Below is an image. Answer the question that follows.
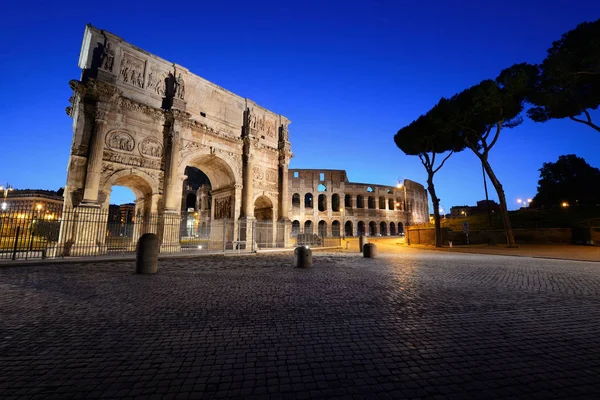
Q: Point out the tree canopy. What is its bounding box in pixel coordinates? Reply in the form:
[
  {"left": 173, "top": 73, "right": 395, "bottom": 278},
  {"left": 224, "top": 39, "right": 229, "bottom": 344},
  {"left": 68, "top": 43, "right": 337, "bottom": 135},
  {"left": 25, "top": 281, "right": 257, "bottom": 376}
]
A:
[
  {"left": 394, "top": 99, "right": 464, "bottom": 247},
  {"left": 532, "top": 154, "right": 600, "bottom": 209},
  {"left": 527, "top": 18, "right": 600, "bottom": 132}
]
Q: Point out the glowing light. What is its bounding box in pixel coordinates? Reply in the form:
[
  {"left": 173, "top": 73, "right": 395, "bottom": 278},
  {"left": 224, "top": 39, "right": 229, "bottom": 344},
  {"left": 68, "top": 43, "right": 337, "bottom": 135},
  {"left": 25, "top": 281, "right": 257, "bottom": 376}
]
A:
[
  {"left": 36, "top": 204, "right": 43, "bottom": 211},
  {"left": 198, "top": 245, "right": 202, "bottom": 249},
  {"left": 1, "top": 202, "right": 6, "bottom": 210},
  {"left": 561, "top": 202, "right": 569, "bottom": 208}
]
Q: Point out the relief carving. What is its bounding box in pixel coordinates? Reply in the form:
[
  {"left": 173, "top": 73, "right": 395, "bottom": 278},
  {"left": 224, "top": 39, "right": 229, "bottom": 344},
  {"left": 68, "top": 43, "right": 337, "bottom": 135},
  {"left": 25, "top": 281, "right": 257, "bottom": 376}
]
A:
[
  {"left": 120, "top": 54, "right": 145, "bottom": 88},
  {"left": 106, "top": 130, "right": 135, "bottom": 152},
  {"left": 103, "top": 150, "right": 162, "bottom": 170},
  {"left": 253, "top": 166, "right": 264, "bottom": 181},
  {"left": 265, "top": 119, "right": 276, "bottom": 138},
  {"left": 214, "top": 196, "right": 232, "bottom": 220},
  {"left": 180, "top": 139, "right": 207, "bottom": 152},
  {"left": 146, "top": 65, "right": 168, "bottom": 96},
  {"left": 266, "top": 168, "right": 278, "bottom": 183},
  {"left": 139, "top": 137, "right": 163, "bottom": 158}
]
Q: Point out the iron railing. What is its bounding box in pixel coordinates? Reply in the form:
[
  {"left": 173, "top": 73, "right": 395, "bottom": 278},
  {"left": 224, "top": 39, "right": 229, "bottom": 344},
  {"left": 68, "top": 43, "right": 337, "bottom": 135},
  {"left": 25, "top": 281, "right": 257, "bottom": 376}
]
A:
[{"left": 0, "top": 207, "right": 341, "bottom": 261}]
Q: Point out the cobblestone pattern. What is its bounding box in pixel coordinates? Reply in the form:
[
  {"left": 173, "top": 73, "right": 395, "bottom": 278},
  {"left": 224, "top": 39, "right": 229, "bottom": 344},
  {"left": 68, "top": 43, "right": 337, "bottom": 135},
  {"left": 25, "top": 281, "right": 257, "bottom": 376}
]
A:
[{"left": 1, "top": 251, "right": 600, "bottom": 399}]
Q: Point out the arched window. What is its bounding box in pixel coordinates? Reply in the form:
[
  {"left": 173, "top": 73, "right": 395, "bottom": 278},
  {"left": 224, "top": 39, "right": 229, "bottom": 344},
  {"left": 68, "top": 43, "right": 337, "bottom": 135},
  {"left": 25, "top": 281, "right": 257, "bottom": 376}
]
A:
[
  {"left": 331, "top": 194, "right": 340, "bottom": 211},
  {"left": 344, "top": 221, "right": 353, "bottom": 237},
  {"left": 305, "top": 193, "right": 313, "bottom": 208},
  {"left": 331, "top": 220, "right": 340, "bottom": 237},
  {"left": 357, "top": 195, "right": 364, "bottom": 208},
  {"left": 380, "top": 221, "right": 387, "bottom": 236},
  {"left": 390, "top": 222, "right": 396, "bottom": 235},
  {"left": 292, "top": 193, "right": 300, "bottom": 207},
  {"left": 318, "top": 184, "right": 327, "bottom": 192},
  {"left": 398, "top": 222, "right": 404, "bottom": 235},
  {"left": 318, "top": 220, "right": 327, "bottom": 237},
  {"left": 388, "top": 198, "right": 394, "bottom": 210},
  {"left": 397, "top": 198, "right": 403, "bottom": 210},
  {"left": 367, "top": 186, "right": 374, "bottom": 192},
  {"left": 357, "top": 221, "right": 365, "bottom": 236},
  {"left": 304, "top": 220, "right": 313, "bottom": 234},
  {"left": 368, "top": 196, "right": 375, "bottom": 209},
  {"left": 344, "top": 194, "right": 352, "bottom": 208},
  {"left": 379, "top": 197, "right": 386, "bottom": 209},
  {"left": 318, "top": 194, "right": 327, "bottom": 212},
  {"left": 369, "top": 221, "right": 377, "bottom": 236},
  {"left": 292, "top": 220, "right": 300, "bottom": 236}
]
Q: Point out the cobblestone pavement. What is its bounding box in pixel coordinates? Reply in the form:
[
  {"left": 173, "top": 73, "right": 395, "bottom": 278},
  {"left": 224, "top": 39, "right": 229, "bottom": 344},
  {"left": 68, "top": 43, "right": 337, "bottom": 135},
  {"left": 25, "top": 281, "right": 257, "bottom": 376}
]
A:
[{"left": 1, "top": 251, "right": 600, "bottom": 399}]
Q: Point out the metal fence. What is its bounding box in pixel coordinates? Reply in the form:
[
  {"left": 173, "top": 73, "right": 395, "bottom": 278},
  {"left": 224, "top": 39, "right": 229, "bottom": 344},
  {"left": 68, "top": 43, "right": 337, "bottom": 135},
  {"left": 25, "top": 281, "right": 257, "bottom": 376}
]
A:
[{"left": 0, "top": 207, "right": 341, "bottom": 261}]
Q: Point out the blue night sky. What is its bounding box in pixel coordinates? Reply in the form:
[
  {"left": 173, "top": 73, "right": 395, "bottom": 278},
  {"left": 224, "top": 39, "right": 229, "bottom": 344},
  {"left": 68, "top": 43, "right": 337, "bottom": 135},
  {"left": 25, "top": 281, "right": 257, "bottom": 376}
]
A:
[{"left": 1, "top": 0, "right": 599, "bottom": 211}]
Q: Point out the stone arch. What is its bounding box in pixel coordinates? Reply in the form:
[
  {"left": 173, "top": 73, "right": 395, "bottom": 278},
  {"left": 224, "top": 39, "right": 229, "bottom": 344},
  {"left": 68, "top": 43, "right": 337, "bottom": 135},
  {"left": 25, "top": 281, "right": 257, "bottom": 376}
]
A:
[
  {"left": 292, "top": 193, "right": 300, "bottom": 207},
  {"left": 388, "top": 198, "right": 394, "bottom": 210},
  {"left": 379, "top": 197, "right": 386, "bottom": 209},
  {"left": 356, "top": 195, "right": 364, "bottom": 208},
  {"left": 357, "top": 221, "right": 365, "bottom": 236},
  {"left": 318, "top": 220, "right": 327, "bottom": 237},
  {"left": 331, "top": 194, "right": 340, "bottom": 211},
  {"left": 369, "top": 221, "right": 376, "bottom": 236},
  {"left": 318, "top": 194, "right": 327, "bottom": 212},
  {"left": 304, "top": 220, "right": 313, "bottom": 235},
  {"left": 331, "top": 220, "right": 340, "bottom": 237},
  {"left": 368, "top": 196, "right": 376, "bottom": 209},
  {"left": 179, "top": 152, "right": 237, "bottom": 191},
  {"left": 254, "top": 195, "right": 274, "bottom": 221},
  {"left": 292, "top": 220, "right": 300, "bottom": 236},
  {"left": 390, "top": 222, "right": 396, "bottom": 235},
  {"left": 305, "top": 193, "right": 313, "bottom": 208},
  {"left": 344, "top": 221, "right": 353, "bottom": 237},
  {"left": 102, "top": 168, "right": 158, "bottom": 213},
  {"left": 380, "top": 221, "right": 387, "bottom": 236},
  {"left": 344, "top": 194, "right": 352, "bottom": 208},
  {"left": 398, "top": 222, "right": 404, "bottom": 235}
]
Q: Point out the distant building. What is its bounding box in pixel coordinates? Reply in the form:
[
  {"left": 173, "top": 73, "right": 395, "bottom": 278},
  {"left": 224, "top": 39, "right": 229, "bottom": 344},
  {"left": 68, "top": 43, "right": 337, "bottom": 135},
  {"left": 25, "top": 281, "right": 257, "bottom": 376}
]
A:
[
  {"left": 450, "top": 200, "right": 500, "bottom": 218},
  {"left": 2, "top": 189, "right": 64, "bottom": 219}
]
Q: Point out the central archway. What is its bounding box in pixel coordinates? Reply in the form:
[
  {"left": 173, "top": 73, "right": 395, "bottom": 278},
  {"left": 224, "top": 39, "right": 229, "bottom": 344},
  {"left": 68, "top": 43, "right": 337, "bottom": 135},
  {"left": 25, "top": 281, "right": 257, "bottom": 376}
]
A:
[{"left": 177, "top": 152, "right": 240, "bottom": 251}]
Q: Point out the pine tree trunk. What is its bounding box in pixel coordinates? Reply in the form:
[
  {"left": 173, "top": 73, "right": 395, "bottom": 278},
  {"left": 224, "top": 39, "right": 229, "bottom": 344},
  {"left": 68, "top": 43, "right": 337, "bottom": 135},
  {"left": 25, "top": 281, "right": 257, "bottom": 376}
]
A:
[
  {"left": 427, "top": 172, "right": 443, "bottom": 248},
  {"left": 480, "top": 159, "right": 517, "bottom": 247}
]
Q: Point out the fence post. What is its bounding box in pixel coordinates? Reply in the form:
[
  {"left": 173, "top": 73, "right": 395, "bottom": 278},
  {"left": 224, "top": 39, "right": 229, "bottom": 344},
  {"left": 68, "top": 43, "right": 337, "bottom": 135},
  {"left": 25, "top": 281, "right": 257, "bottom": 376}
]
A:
[
  {"left": 12, "top": 226, "right": 20, "bottom": 260},
  {"left": 222, "top": 219, "right": 227, "bottom": 252}
]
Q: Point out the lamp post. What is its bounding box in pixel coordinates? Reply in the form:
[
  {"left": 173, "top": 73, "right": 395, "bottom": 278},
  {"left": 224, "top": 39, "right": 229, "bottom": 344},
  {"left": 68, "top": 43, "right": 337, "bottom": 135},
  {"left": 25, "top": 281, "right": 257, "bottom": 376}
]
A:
[
  {"left": 396, "top": 180, "right": 409, "bottom": 228},
  {"left": 340, "top": 207, "right": 345, "bottom": 240},
  {"left": 0, "top": 183, "right": 14, "bottom": 211}
]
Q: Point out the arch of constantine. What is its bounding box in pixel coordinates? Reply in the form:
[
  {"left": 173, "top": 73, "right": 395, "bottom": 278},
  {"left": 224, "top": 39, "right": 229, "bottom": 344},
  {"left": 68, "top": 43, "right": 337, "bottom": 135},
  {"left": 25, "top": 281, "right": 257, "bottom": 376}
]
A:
[{"left": 56, "top": 25, "right": 429, "bottom": 256}]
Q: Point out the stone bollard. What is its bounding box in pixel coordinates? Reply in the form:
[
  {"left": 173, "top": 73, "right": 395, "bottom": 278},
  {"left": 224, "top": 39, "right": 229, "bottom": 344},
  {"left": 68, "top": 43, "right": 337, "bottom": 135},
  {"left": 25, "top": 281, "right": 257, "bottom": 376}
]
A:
[
  {"left": 359, "top": 235, "right": 368, "bottom": 252},
  {"left": 363, "top": 243, "right": 377, "bottom": 258},
  {"left": 136, "top": 233, "right": 159, "bottom": 274},
  {"left": 294, "top": 246, "right": 313, "bottom": 268}
]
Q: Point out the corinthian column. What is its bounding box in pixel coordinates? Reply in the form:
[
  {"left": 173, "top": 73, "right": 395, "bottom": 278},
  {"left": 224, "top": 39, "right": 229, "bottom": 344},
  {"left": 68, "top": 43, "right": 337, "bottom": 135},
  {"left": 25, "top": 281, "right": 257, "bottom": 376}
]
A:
[
  {"left": 278, "top": 160, "right": 289, "bottom": 220},
  {"left": 163, "top": 116, "right": 181, "bottom": 212},
  {"left": 82, "top": 109, "right": 108, "bottom": 204},
  {"left": 241, "top": 149, "right": 254, "bottom": 218}
]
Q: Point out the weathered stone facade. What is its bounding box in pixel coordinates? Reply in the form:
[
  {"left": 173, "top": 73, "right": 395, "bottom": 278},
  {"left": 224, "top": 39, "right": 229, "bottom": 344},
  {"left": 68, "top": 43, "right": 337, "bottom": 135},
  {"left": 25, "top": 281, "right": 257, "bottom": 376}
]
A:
[
  {"left": 61, "top": 25, "right": 292, "bottom": 254},
  {"left": 60, "top": 25, "right": 429, "bottom": 254},
  {"left": 288, "top": 169, "right": 429, "bottom": 237}
]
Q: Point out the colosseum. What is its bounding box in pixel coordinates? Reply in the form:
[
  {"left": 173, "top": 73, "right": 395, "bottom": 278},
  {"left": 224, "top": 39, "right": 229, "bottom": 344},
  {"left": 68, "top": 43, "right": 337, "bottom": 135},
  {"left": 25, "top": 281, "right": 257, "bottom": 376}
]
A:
[{"left": 288, "top": 169, "right": 429, "bottom": 238}]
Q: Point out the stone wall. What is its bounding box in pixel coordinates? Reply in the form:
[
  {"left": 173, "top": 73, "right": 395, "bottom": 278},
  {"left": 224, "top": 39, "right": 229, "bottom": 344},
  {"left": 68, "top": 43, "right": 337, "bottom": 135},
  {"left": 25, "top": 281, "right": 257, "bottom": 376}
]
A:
[{"left": 407, "top": 227, "right": 598, "bottom": 246}]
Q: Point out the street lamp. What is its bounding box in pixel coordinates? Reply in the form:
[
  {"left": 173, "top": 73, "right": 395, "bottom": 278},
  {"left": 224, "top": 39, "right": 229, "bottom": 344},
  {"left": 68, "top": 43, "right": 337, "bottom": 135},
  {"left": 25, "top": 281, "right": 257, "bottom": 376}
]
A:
[
  {"left": 396, "top": 179, "right": 409, "bottom": 227},
  {"left": 517, "top": 198, "right": 532, "bottom": 209},
  {"left": 0, "top": 183, "right": 14, "bottom": 211},
  {"left": 561, "top": 202, "right": 569, "bottom": 208},
  {"left": 340, "top": 207, "right": 345, "bottom": 239}
]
